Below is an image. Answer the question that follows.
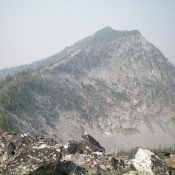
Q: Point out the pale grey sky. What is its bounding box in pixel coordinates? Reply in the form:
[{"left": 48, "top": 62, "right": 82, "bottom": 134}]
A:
[{"left": 0, "top": 0, "right": 175, "bottom": 69}]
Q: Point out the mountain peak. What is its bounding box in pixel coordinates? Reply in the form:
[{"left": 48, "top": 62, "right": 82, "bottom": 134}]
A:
[
  {"left": 94, "top": 26, "right": 116, "bottom": 36},
  {"left": 129, "top": 29, "right": 141, "bottom": 35},
  {"left": 97, "top": 26, "right": 114, "bottom": 33},
  {"left": 77, "top": 27, "right": 142, "bottom": 47},
  {"left": 95, "top": 26, "right": 141, "bottom": 36}
]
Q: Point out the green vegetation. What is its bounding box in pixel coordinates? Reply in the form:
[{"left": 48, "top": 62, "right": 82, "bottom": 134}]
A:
[
  {"left": 116, "top": 147, "right": 138, "bottom": 159},
  {"left": 152, "top": 145, "right": 175, "bottom": 154},
  {"left": 111, "top": 90, "right": 130, "bottom": 102},
  {"left": 116, "top": 145, "right": 175, "bottom": 159},
  {"left": 0, "top": 108, "right": 11, "bottom": 131},
  {"left": 120, "top": 127, "right": 140, "bottom": 136},
  {"left": 143, "top": 115, "right": 154, "bottom": 132},
  {"left": 54, "top": 162, "right": 87, "bottom": 175},
  {"left": 82, "top": 84, "right": 96, "bottom": 96},
  {"left": 0, "top": 70, "right": 46, "bottom": 112},
  {"left": 170, "top": 117, "right": 175, "bottom": 125},
  {"left": 0, "top": 68, "right": 89, "bottom": 123}
]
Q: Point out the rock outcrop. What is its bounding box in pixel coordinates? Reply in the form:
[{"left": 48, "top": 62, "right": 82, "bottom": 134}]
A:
[
  {"left": 129, "top": 148, "right": 169, "bottom": 175},
  {"left": 63, "top": 133, "right": 105, "bottom": 155},
  {"left": 165, "top": 155, "right": 175, "bottom": 175},
  {"left": 0, "top": 132, "right": 62, "bottom": 175},
  {"left": 0, "top": 132, "right": 174, "bottom": 175}
]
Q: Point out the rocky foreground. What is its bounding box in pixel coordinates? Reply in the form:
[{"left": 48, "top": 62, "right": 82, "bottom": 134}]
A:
[{"left": 0, "top": 132, "right": 175, "bottom": 175}]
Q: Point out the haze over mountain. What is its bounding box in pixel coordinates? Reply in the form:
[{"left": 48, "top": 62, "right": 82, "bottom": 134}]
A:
[{"left": 0, "top": 27, "right": 175, "bottom": 151}]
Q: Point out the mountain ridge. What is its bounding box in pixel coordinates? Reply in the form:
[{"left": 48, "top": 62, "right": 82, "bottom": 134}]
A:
[
  {"left": 0, "top": 27, "right": 172, "bottom": 79},
  {"left": 0, "top": 27, "right": 147, "bottom": 79},
  {"left": 0, "top": 27, "right": 175, "bottom": 151}
]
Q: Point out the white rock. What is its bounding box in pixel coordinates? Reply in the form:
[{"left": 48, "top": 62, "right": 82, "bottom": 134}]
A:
[
  {"left": 99, "top": 164, "right": 106, "bottom": 170},
  {"left": 53, "top": 154, "right": 57, "bottom": 160},
  {"left": 24, "top": 133, "right": 29, "bottom": 137},
  {"left": 37, "top": 144, "right": 47, "bottom": 149},
  {"left": 63, "top": 143, "right": 69, "bottom": 149},
  {"left": 130, "top": 148, "right": 154, "bottom": 175},
  {"left": 83, "top": 132, "right": 88, "bottom": 135},
  {"left": 56, "top": 148, "right": 61, "bottom": 153},
  {"left": 104, "top": 131, "right": 111, "bottom": 135},
  {"left": 33, "top": 144, "right": 48, "bottom": 149},
  {"left": 130, "top": 148, "right": 169, "bottom": 175},
  {"left": 92, "top": 152, "right": 103, "bottom": 156},
  {"left": 64, "top": 154, "right": 72, "bottom": 160}
]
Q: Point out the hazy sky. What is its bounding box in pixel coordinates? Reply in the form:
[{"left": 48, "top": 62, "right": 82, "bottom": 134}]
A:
[{"left": 0, "top": 0, "right": 175, "bottom": 69}]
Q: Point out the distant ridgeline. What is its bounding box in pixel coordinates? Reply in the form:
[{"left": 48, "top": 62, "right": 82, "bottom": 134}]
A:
[{"left": 0, "top": 51, "right": 63, "bottom": 79}]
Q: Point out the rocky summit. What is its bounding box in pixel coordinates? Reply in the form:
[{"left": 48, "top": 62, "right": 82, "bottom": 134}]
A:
[
  {"left": 0, "top": 132, "right": 175, "bottom": 175},
  {"left": 0, "top": 27, "right": 175, "bottom": 151}
]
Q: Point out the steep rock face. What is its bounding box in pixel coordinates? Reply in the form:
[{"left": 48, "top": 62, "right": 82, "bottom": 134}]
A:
[{"left": 0, "top": 27, "right": 175, "bottom": 150}]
